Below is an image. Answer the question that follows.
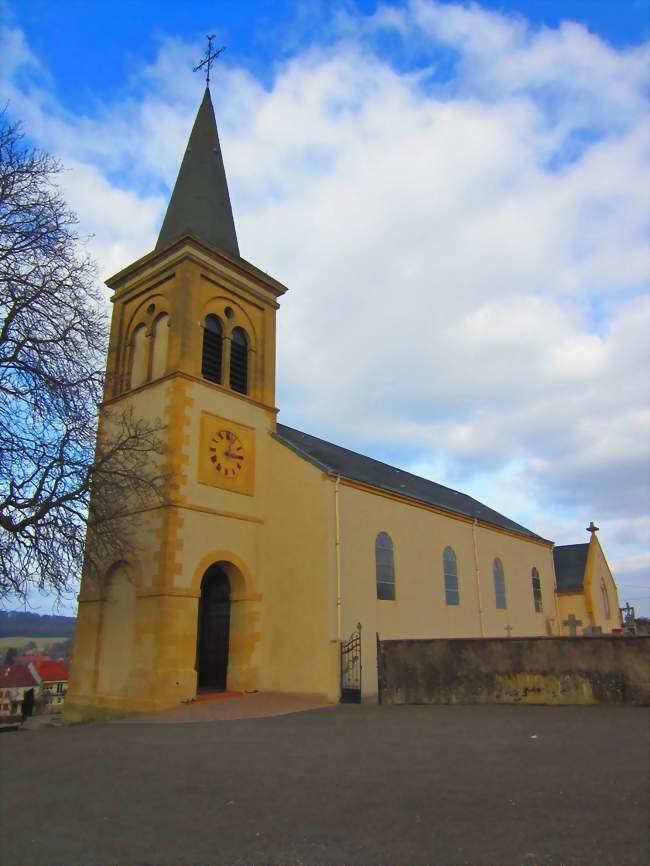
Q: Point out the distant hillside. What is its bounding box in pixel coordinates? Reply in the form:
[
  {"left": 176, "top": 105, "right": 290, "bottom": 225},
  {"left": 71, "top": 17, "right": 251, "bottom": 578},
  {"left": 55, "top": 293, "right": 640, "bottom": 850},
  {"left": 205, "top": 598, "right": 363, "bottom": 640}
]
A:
[{"left": 0, "top": 610, "right": 76, "bottom": 638}]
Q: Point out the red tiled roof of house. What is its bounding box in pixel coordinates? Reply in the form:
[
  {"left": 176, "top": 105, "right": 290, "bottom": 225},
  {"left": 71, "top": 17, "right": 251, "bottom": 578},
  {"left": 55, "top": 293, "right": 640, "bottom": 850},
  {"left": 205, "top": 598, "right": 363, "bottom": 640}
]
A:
[
  {"left": 31, "top": 659, "right": 69, "bottom": 682},
  {"left": 0, "top": 664, "right": 40, "bottom": 688}
]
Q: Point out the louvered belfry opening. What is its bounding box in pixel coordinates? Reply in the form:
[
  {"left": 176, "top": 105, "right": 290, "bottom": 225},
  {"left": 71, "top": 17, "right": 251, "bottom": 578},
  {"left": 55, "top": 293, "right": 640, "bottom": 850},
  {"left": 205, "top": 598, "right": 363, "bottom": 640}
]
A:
[
  {"left": 230, "top": 327, "right": 248, "bottom": 394},
  {"left": 202, "top": 315, "right": 223, "bottom": 383}
]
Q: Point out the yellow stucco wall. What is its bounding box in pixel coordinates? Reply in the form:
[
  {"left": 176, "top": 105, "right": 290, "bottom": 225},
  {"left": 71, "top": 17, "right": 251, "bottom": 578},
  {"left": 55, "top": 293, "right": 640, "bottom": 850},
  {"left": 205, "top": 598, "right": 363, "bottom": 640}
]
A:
[
  {"left": 588, "top": 537, "right": 623, "bottom": 631},
  {"left": 96, "top": 562, "right": 136, "bottom": 697},
  {"left": 557, "top": 593, "right": 591, "bottom": 634},
  {"left": 67, "top": 382, "right": 169, "bottom": 718},
  {"left": 260, "top": 440, "right": 338, "bottom": 700},
  {"left": 68, "top": 390, "right": 339, "bottom": 717},
  {"left": 337, "top": 481, "right": 557, "bottom": 696}
]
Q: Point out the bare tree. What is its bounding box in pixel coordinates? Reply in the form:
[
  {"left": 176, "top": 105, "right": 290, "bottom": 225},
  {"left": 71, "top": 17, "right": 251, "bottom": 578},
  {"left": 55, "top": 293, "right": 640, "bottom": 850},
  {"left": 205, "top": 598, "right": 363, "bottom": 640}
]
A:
[{"left": 0, "top": 114, "right": 167, "bottom": 603}]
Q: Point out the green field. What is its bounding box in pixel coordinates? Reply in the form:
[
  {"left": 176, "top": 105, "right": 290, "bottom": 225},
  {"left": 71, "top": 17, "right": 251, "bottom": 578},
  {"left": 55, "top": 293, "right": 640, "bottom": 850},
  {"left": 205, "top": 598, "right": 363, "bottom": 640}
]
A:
[{"left": 0, "top": 636, "right": 71, "bottom": 651}]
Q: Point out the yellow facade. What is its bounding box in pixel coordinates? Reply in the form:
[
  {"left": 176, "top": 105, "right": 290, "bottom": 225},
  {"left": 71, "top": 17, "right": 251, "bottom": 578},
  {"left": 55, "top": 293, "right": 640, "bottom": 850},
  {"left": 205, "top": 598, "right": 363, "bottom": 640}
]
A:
[
  {"left": 557, "top": 534, "right": 622, "bottom": 635},
  {"left": 66, "top": 89, "right": 624, "bottom": 720}
]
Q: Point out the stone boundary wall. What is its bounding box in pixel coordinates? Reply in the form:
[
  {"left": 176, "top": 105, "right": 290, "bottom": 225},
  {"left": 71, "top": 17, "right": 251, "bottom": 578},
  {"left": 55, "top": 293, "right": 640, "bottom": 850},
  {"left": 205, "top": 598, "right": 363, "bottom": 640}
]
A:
[{"left": 377, "top": 636, "right": 650, "bottom": 706}]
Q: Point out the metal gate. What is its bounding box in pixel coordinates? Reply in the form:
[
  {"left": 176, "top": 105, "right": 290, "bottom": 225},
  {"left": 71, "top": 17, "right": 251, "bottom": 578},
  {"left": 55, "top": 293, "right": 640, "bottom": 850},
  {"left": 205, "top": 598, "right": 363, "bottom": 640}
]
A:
[{"left": 340, "top": 622, "right": 362, "bottom": 703}]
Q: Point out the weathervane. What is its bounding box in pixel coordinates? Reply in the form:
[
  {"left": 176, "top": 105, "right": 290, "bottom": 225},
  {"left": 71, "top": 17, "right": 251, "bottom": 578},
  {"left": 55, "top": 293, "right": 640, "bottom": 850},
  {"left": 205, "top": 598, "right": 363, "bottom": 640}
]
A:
[{"left": 193, "top": 34, "right": 225, "bottom": 86}]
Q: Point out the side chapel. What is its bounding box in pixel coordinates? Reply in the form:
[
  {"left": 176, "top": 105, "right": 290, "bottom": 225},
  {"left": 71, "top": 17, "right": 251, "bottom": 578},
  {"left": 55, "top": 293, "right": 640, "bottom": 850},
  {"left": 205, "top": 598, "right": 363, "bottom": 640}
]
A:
[{"left": 66, "top": 86, "right": 623, "bottom": 719}]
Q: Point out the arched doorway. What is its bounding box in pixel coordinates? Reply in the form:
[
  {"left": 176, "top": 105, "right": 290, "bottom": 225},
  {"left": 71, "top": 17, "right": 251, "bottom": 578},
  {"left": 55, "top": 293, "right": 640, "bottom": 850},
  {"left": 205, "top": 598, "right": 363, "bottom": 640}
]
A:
[{"left": 197, "top": 564, "right": 231, "bottom": 691}]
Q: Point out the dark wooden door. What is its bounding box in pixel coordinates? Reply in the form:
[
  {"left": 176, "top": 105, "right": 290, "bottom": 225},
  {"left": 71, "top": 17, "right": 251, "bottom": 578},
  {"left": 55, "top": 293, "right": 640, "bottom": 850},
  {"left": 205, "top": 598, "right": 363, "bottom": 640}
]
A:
[{"left": 198, "top": 568, "right": 230, "bottom": 690}]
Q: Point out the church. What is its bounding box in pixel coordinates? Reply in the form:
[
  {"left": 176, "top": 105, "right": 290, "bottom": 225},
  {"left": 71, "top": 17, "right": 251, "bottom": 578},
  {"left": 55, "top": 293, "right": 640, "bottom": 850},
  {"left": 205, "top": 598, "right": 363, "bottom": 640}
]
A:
[{"left": 66, "top": 85, "right": 623, "bottom": 720}]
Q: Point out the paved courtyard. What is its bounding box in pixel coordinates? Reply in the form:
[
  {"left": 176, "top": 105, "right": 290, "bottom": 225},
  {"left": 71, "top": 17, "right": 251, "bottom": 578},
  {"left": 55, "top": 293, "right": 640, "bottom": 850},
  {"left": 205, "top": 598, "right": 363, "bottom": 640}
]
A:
[{"left": 1, "top": 703, "right": 648, "bottom": 866}]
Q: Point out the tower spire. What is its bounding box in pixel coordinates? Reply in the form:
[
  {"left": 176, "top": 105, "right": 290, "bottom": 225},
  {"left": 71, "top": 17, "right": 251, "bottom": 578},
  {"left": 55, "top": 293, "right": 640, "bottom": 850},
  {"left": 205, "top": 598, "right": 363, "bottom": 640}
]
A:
[{"left": 156, "top": 85, "right": 239, "bottom": 257}]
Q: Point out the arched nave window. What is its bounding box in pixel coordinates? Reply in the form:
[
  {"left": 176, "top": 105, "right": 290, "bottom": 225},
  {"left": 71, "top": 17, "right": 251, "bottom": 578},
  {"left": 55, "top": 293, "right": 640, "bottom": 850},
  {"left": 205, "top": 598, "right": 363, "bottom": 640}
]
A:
[
  {"left": 202, "top": 315, "right": 223, "bottom": 384},
  {"left": 230, "top": 327, "right": 249, "bottom": 394},
  {"left": 375, "top": 532, "right": 395, "bottom": 600},
  {"left": 531, "top": 567, "right": 543, "bottom": 613},
  {"left": 600, "top": 578, "right": 611, "bottom": 619},
  {"left": 493, "top": 558, "right": 507, "bottom": 609},
  {"left": 443, "top": 547, "right": 460, "bottom": 606}
]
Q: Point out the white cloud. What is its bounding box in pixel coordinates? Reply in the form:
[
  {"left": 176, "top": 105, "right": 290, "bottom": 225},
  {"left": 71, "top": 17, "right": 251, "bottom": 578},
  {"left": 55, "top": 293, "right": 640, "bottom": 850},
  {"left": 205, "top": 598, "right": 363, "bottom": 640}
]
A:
[
  {"left": 409, "top": 0, "right": 650, "bottom": 126},
  {"left": 1, "top": 2, "right": 648, "bottom": 611},
  {"left": 58, "top": 160, "right": 162, "bottom": 278},
  {"left": 610, "top": 550, "right": 650, "bottom": 612}
]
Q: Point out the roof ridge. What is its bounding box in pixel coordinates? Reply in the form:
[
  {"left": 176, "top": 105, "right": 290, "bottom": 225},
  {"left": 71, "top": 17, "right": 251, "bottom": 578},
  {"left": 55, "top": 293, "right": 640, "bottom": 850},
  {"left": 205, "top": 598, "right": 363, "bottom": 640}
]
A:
[
  {"left": 277, "top": 423, "right": 476, "bottom": 500},
  {"left": 554, "top": 542, "right": 589, "bottom": 551}
]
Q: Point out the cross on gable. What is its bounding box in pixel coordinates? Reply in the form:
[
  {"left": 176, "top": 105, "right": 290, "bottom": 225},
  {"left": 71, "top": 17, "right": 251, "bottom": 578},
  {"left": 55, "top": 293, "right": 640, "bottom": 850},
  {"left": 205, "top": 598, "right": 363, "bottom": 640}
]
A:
[
  {"left": 563, "top": 614, "right": 583, "bottom": 637},
  {"left": 193, "top": 35, "right": 226, "bottom": 86},
  {"left": 586, "top": 521, "right": 599, "bottom": 536}
]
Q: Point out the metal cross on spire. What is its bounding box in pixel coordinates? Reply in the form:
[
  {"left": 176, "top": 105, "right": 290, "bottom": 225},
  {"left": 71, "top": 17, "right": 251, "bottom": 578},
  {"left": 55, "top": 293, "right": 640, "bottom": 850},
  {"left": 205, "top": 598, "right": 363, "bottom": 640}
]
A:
[{"left": 193, "top": 34, "right": 225, "bottom": 86}]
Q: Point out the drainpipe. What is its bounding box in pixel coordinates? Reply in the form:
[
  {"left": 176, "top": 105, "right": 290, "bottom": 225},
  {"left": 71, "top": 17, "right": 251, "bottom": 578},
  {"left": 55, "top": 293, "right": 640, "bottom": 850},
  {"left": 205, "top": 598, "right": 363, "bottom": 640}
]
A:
[
  {"left": 472, "top": 518, "right": 485, "bottom": 637},
  {"left": 334, "top": 474, "right": 342, "bottom": 644}
]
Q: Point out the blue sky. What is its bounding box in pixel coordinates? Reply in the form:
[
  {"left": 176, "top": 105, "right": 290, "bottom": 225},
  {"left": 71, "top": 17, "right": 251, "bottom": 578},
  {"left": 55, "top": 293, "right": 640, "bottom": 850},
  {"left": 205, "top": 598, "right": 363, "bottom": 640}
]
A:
[
  {"left": 6, "top": 1, "right": 649, "bottom": 116},
  {"left": 1, "top": 0, "right": 649, "bottom": 616}
]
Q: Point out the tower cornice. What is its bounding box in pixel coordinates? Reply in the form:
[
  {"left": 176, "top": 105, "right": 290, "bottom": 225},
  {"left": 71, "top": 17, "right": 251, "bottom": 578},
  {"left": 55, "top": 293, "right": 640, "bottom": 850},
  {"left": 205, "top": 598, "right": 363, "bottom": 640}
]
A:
[{"left": 106, "top": 234, "right": 288, "bottom": 304}]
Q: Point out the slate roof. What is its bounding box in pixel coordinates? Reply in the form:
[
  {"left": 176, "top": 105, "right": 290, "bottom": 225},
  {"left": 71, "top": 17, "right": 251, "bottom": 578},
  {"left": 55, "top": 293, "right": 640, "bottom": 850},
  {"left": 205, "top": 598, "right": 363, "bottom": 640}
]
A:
[
  {"left": 553, "top": 543, "right": 589, "bottom": 592},
  {"left": 156, "top": 87, "right": 239, "bottom": 257},
  {"left": 273, "top": 424, "right": 543, "bottom": 540}
]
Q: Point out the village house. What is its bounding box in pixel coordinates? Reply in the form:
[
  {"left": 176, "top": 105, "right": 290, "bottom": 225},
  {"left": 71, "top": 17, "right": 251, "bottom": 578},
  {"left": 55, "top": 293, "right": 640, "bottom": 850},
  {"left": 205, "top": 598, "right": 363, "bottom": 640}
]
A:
[{"left": 0, "top": 659, "right": 69, "bottom": 718}]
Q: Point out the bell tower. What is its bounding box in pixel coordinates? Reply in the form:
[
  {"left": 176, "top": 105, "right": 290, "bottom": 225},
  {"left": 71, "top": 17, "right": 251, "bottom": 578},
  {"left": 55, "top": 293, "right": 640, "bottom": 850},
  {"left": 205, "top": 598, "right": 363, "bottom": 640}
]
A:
[
  {"left": 67, "top": 85, "right": 288, "bottom": 720},
  {"left": 103, "top": 86, "right": 284, "bottom": 410}
]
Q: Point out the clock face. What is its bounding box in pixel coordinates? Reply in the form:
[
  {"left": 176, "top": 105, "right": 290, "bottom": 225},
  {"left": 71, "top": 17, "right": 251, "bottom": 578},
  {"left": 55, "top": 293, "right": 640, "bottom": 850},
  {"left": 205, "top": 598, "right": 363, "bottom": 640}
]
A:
[{"left": 209, "top": 430, "right": 246, "bottom": 477}]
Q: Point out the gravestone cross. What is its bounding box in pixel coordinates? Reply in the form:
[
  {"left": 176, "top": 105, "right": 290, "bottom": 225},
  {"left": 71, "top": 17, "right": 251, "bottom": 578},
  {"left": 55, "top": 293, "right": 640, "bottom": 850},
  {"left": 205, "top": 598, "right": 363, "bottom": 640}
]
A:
[
  {"left": 563, "top": 614, "right": 582, "bottom": 636},
  {"left": 504, "top": 624, "right": 513, "bottom": 637},
  {"left": 620, "top": 602, "right": 635, "bottom": 626},
  {"left": 582, "top": 625, "right": 602, "bottom": 636}
]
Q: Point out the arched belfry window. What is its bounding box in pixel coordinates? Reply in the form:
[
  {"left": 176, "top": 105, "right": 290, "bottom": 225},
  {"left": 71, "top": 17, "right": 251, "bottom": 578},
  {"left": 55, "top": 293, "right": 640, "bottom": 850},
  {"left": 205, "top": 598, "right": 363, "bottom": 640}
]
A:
[
  {"left": 130, "top": 324, "right": 147, "bottom": 390},
  {"left": 151, "top": 313, "right": 169, "bottom": 380},
  {"left": 230, "top": 327, "right": 249, "bottom": 394},
  {"left": 531, "top": 567, "right": 543, "bottom": 612},
  {"left": 443, "top": 546, "right": 459, "bottom": 605},
  {"left": 493, "top": 557, "right": 507, "bottom": 609},
  {"left": 375, "top": 532, "right": 395, "bottom": 600},
  {"left": 202, "top": 315, "right": 223, "bottom": 384}
]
